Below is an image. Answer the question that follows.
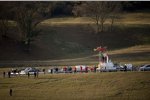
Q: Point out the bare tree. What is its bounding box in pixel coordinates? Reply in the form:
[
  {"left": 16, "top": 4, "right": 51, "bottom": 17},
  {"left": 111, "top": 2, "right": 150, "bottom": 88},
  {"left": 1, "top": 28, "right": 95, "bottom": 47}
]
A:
[
  {"left": 0, "top": 2, "right": 11, "bottom": 39},
  {"left": 109, "top": 2, "right": 121, "bottom": 32},
  {"left": 72, "top": 3, "right": 85, "bottom": 17},
  {"left": 78, "top": 1, "right": 121, "bottom": 33},
  {"left": 84, "top": 2, "right": 112, "bottom": 33},
  {"left": 0, "top": 20, "right": 9, "bottom": 38},
  {"left": 14, "top": 2, "right": 53, "bottom": 51}
]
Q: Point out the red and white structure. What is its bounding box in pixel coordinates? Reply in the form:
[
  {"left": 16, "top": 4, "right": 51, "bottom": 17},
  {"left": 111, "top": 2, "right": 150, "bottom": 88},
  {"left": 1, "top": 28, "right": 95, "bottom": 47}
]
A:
[{"left": 94, "top": 46, "right": 116, "bottom": 72}]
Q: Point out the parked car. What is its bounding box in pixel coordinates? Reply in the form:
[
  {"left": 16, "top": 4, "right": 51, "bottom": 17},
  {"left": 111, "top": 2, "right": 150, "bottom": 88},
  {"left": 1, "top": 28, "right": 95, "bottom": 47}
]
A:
[
  {"left": 10, "top": 69, "right": 20, "bottom": 75},
  {"left": 115, "top": 64, "right": 133, "bottom": 71},
  {"left": 19, "top": 67, "right": 40, "bottom": 75},
  {"left": 139, "top": 64, "right": 150, "bottom": 71},
  {"left": 116, "top": 65, "right": 125, "bottom": 71},
  {"left": 28, "top": 69, "right": 40, "bottom": 75}
]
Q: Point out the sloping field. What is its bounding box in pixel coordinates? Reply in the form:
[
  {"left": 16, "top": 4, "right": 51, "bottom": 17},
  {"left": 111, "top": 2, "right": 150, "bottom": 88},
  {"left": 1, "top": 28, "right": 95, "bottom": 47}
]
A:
[
  {"left": 0, "top": 72, "right": 150, "bottom": 100},
  {"left": 42, "top": 13, "right": 150, "bottom": 25},
  {"left": 0, "top": 12, "right": 150, "bottom": 65},
  {"left": 108, "top": 45, "right": 150, "bottom": 65},
  {"left": 0, "top": 45, "right": 149, "bottom": 66}
]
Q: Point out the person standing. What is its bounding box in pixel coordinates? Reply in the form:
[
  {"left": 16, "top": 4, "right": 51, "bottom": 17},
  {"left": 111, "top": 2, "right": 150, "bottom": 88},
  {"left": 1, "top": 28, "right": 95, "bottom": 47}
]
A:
[
  {"left": 51, "top": 68, "right": 53, "bottom": 74},
  {"left": 3, "top": 71, "right": 6, "bottom": 78},
  {"left": 43, "top": 69, "right": 45, "bottom": 74},
  {"left": 80, "top": 66, "right": 82, "bottom": 73},
  {"left": 94, "top": 66, "right": 97, "bottom": 73},
  {"left": 55, "top": 67, "right": 58, "bottom": 74},
  {"left": 124, "top": 65, "right": 127, "bottom": 72},
  {"left": 36, "top": 71, "right": 39, "bottom": 78},
  {"left": 63, "top": 67, "right": 67, "bottom": 73},
  {"left": 8, "top": 71, "right": 11, "bottom": 78},
  {"left": 85, "top": 67, "right": 88, "bottom": 73},
  {"left": 34, "top": 72, "right": 36, "bottom": 78},
  {"left": 9, "top": 88, "right": 12, "bottom": 96},
  {"left": 69, "top": 67, "right": 72, "bottom": 73},
  {"left": 74, "top": 67, "right": 77, "bottom": 73}
]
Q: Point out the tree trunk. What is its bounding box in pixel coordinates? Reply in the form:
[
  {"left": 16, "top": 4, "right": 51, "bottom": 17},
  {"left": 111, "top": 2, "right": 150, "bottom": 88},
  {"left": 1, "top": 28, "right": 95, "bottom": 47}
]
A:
[
  {"left": 24, "top": 38, "right": 31, "bottom": 52},
  {"left": 100, "top": 18, "right": 105, "bottom": 32},
  {"left": 95, "top": 17, "right": 100, "bottom": 34},
  {"left": 27, "top": 38, "right": 31, "bottom": 51},
  {"left": 101, "top": 22, "right": 104, "bottom": 32},
  {"left": 110, "top": 17, "right": 114, "bottom": 32},
  {"left": 96, "top": 22, "right": 100, "bottom": 34},
  {"left": 0, "top": 20, "right": 8, "bottom": 38}
]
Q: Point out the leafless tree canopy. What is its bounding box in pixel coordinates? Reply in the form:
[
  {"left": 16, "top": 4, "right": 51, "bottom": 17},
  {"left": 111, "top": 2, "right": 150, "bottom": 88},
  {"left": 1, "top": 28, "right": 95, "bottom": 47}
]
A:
[{"left": 74, "top": 1, "right": 121, "bottom": 33}]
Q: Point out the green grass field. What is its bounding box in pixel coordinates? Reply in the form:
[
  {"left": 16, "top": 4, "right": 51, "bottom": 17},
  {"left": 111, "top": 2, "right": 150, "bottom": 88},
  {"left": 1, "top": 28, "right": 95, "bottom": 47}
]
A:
[{"left": 0, "top": 71, "right": 150, "bottom": 100}]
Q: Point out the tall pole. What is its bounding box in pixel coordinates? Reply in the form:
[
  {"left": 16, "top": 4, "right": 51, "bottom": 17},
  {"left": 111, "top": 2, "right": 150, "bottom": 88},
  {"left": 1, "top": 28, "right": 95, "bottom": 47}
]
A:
[
  {"left": 94, "top": 46, "right": 106, "bottom": 64},
  {"left": 99, "top": 51, "right": 101, "bottom": 63}
]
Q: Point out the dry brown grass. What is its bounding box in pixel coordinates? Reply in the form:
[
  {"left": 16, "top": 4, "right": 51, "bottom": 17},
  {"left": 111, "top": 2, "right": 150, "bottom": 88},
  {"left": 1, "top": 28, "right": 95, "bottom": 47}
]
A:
[
  {"left": 0, "top": 71, "right": 150, "bottom": 100},
  {"left": 41, "top": 12, "right": 150, "bottom": 25}
]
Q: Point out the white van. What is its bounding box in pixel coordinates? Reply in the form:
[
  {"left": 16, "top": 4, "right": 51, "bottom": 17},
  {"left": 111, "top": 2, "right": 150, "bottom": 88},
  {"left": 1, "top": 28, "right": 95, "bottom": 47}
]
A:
[{"left": 97, "top": 61, "right": 117, "bottom": 72}]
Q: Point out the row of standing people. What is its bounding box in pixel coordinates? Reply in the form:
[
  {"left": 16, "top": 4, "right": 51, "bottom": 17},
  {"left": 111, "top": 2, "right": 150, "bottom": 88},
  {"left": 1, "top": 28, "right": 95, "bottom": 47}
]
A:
[
  {"left": 2, "top": 66, "right": 98, "bottom": 78},
  {"left": 3, "top": 71, "right": 39, "bottom": 78},
  {"left": 3, "top": 71, "right": 11, "bottom": 78},
  {"left": 49, "top": 66, "right": 97, "bottom": 74},
  {"left": 3, "top": 68, "right": 46, "bottom": 78}
]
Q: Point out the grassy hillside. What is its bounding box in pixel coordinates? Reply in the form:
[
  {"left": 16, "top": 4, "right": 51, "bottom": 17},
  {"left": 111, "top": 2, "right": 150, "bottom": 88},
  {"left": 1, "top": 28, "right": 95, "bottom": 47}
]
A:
[
  {"left": 1, "top": 45, "right": 149, "bottom": 67},
  {"left": 0, "top": 72, "right": 150, "bottom": 100},
  {"left": 0, "top": 12, "right": 150, "bottom": 65}
]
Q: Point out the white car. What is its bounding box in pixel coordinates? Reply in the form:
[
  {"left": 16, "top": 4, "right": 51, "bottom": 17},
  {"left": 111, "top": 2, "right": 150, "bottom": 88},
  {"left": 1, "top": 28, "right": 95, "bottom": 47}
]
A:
[
  {"left": 19, "top": 70, "right": 26, "bottom": 75},
  {"left": 19, "top": 67, "right": 39, "bottom": 75},
  {"left": 139, "top": 64, "right": 150, "bottom": 71}
]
